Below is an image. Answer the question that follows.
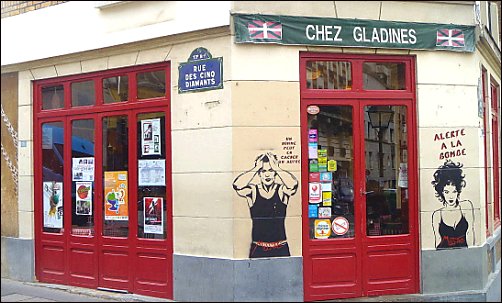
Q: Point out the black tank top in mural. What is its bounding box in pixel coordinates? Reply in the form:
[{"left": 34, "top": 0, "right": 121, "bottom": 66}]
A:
[
  {"left": 250, "top": 185, "right": 287, "bottom": 243},
  {"left": 437, "top": 213, "right": 468, "bottom": 249}
]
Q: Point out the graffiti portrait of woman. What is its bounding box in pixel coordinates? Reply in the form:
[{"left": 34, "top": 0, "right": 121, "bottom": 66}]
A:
[
  {"left": 431, "top": 160, "right": 475, "bottom": 249},
  {"left": 233, "top": 152, "right": 298, "bottom": 258}
]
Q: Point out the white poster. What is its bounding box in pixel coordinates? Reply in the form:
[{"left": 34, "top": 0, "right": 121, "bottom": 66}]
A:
[
  {"left": 398, "top": 162, "right": 408, "bottom": 188},
  {"left": 43, "top": 181, "right": 63, "bottom": 228},
  {"left": 138, "top": 159, "right": 166, "bottom": 186},
  {"left": 72, "top": 157, "right": 95, "bottom": 181},
  {"left": 76, "top": 182, "right": 92, "bottom": 216},
  {"left": 141, "top": 118, "right": 161, "bottom": 156}
]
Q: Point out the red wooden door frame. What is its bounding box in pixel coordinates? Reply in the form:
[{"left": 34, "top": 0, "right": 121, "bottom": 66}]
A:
[
  {"left": 33, "top": 62, "right": 173, "bottom": 299},
  {"left": 300, "top": 52, "right": 419, "bottom": 301}
]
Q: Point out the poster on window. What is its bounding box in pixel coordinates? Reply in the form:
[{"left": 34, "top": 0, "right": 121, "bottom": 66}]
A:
[
  {"left": 72, "top": 157, "right": 95, "bottom": 181},
  {"left": 43, "top": 181, "right": 63, "bottom": 228},
  {"left": 104, "top": 171, "right": 128, "bottom": 221},
  {"left": 144, "top": 197, "right": 164, "bottom": 235},
  {"left": 76, "top": 182, "right": 92, "bottom": 216},
  {"left": 138, "top": 159, "right": 166, "bottom": 186},
  {"left": 141, "top": 118, "right": 161, "bottom": 156}
]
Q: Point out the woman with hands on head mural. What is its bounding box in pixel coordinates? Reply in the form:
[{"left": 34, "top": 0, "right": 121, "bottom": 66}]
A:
[
  {"left": 233, "top": 152, "right": 299, "bottom": 258},
  {"left": 431, "top": 160, "right": 475, "bottom": 249}
]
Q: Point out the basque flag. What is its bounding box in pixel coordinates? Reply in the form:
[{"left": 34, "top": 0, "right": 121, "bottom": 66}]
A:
[
  {"left": 436, "top": 29, "right": 465, "bottom": 47},
  {"left": 247, "top": 20, "right": 282, "bottom": 40}
]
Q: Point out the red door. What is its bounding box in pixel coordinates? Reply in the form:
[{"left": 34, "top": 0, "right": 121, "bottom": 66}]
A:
[
  {"left": 34, "top": 63, "right": 173, "bottom": 299},
  {"left": 300, "top": 54, "right": 419, "bottom": 301}
]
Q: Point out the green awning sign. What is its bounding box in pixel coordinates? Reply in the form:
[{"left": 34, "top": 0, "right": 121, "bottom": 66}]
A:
[{"left": 233, "top": 13, "right": 475, "bottom": 52}]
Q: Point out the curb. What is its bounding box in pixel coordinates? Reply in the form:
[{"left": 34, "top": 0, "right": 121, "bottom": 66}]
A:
[{"left": 24, "top": 281, "right": 173, "bottom": 302}]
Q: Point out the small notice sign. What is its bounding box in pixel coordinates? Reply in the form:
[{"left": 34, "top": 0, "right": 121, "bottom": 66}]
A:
[
  {"left": 178, "top": 47, "right": 223, "bottom": 93},
  {"left": 332, "top": 216, "right": 350, "bottom": 236}
]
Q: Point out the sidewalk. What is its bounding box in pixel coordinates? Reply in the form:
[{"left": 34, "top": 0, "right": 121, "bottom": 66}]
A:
[{"left": 1, "top": 278, "right": 173, "bottom": 302}]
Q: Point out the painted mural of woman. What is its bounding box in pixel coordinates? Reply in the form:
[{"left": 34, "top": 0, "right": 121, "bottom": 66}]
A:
[
  {"left": 431, "top": 160, "right": 475, "bottom": 249},
  {"left": 233, "top": 152, "right": 298, "bottom": 258}
]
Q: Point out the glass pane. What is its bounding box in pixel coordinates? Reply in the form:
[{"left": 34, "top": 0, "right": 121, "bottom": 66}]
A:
[
  {"left": 137, "top": 112, "right": 167, "bottom": 239},
  {"left": 42, "top": 122, "right": 64, "bottom": 233},
  {"left": 71, "top": 80, "right": 95, "bottom": 107},
  {"left": 365, "top": 105, "right": 409, "bottom": 236},
  {"left": 308, "top": 106, "right": 355, "bottom": 239},
  {"left": 103, "top": 76, "right": 128, "bottom": 103},
  {"left": 42, "top": 85, "right": 64, "bottom": 110},
  {"left": 137, "top": 70, "right": 166, "bottom": 100},
  {"left": 71, "top": 119, "right": 95, "bottom": 236},
  {"left": 363, "top": 62, "right": 406, "bottom": 90},
  {"left": 306, "top": 61, "right": 352, "bottom": 90},
  {"left": 103, "top": 115, "right": 129, "bottom": 237}
]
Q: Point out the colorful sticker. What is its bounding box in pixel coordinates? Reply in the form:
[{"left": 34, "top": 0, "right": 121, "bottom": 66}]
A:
[
  {"left": 309, "top": 182, "right": 322, "bottom": 203},
  {"left": 144, "top": 197, "right": 164, "bottom": 235},
  {"left": 314, "top": 219, "right": 331, "bottom": 239},
  {"left": 309, "top": 159, "right": 319, "bottom": 172},
  {"left": 43, "top": 181, "right": 63, "bottom": 228},
  {"left": 104, "top": 171, "right": 128, "bottom": 221},
  {"left": 322, "top": 191, "right": 332, "bottom": 206},
  {"left": 332, "top": 216, "right": 350, "bottom": 235},
  {"left": 308, "top": 204, "right": 318, "bottom": 218},
  {"left": 318, "top": 149, "right": 327, "bottom": 158},
  {"left": 309, "top": 172, "right": 320, "bottom": 182},
  {"left": 308, "top": 143, "right": 318, "bottom": 159},
  {"left": 76, "top": 181, "right": 92, "bottom": 216},
  {"left": 321, "top": 182, "right": 332, "bottom": 192},
  {"left": 308, "top": 129, "right": 318, "bottom": 143},
  {"left": 320, "top": 172, "right": 332, "bottom": 182},
  {"left": 318, "top": 163, "right": 327, "bottom": 172},
  {"left": 318, "top": 207, "right": 332, "bottom": 219},
  {"left": 328, "top": 160, "right": 337, "bottom": 172}
]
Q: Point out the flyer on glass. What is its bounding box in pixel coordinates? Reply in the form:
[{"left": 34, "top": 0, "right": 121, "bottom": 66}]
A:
[
  {"left": 144, "top": 197, "right": 164, "bottom": 235},
  {"left": 141, "top": 118, "right": 161, "bottom": 156},
  {"left": 76, "top": 181, "right": 92, "bottom": 216},
  {"left": 104, "top": 171, "right": 129, "bottom": 220},
  {"left": 138, "top": 159, "right": 166, "bottom": 186},
  {"left": 43, "top": 181, "right": 63, "bottom": 228},
  {"left": 72, "top": 157, "right": 95, "bottom": 181}
]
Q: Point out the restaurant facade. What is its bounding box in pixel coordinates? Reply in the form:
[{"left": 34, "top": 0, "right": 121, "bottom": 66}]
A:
[{"left": 1, "top": 1, "right": 500, "bottom": 301}]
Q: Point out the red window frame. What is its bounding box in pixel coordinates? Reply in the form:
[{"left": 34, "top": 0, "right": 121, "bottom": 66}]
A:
[
  {"left": 482, "top": 67, "right": 490, "bottom": 235},
  {"left": 33, "top": 62, "right": 173, "bottom": 299},
  {"left": 490, "top": 77, "right": 500, "bottom": 227}
]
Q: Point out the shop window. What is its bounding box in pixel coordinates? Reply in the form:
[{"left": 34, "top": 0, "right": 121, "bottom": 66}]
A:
[
  {"left": 306, "top": 61, "right": 352, "bottom": 90},
  {"left": 363, "top": 62, "right": 406, "bottom": 90},
  {"left": 71, "top": 80, "right": 95, "bottom": 107},
  {"left": 102, "top": 115, "right": 129, "bottom": 237},
  {"left": 42, "top": 121, "right": 64, "bottom": 233},
  {"left": 103, "top": 75, "right": 128, "bottom": 103},
  {"left": 42, "top": 85, "right": 64, "bottom": 110},
  {"left": 137, "top": 70, "right": 166, "bottom": 100},
  {"left": 71, "top": 119, "right": 95, "bottom": 236},
  {"left": 137, "top": 112, "right": 167, "bottom": 239},
  {"left": 307, "top": 106, "right": 355, "bottom": 239}
]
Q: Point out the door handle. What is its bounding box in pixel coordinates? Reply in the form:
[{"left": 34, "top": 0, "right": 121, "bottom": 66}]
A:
[{"left": 361, "top": 190, "right": 374, "bottom": 195}]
